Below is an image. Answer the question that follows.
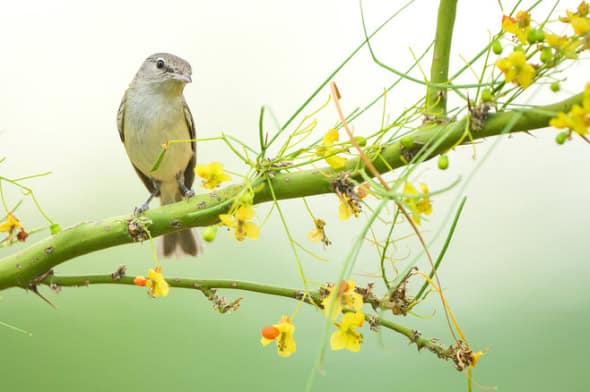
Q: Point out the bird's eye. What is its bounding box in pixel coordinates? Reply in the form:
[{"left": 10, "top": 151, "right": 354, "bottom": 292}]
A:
[{"left": 156, "top": 58, "right": 166, "bottom": 69}]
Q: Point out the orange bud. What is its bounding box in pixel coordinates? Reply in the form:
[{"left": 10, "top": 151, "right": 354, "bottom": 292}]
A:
[
  {"left": 337, "top": 280, "right": 349, "bottom": 296},
  {"left": 16, "top": 229, "right": 28, "bottom": 242},
  {"left": 357, "top": 183, "right": 370, "bottom": 199},
  {"left": 134, "top": 276, "right": 148, "bottom": 286},
  {"left": 261, "top": 325, "right": 280, "bottom": 340}
]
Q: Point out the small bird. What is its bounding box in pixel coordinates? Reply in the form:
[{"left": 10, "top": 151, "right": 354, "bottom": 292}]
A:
[{"left": 117, "top": 52, "right": 203, "bottom": 257}]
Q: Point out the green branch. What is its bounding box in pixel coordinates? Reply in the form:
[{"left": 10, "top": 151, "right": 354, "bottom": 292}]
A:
[
  {"left": 0, "top": 92, "right": 582, "bottom": 290},
  {"left": 42, "top": 273, "right": 453, "bottom": 363},
  {"left": 427, "top": 0, "right": 457, "bottom": 116}
]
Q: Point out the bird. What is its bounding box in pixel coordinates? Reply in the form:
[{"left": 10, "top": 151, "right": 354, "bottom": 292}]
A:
[{"left": 117, "top": 52, "right": 203, "bottom": 257}]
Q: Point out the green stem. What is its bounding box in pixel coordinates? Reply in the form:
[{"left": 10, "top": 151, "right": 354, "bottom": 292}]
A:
[
  {"left": 41, "top": 273, "right": 453, "bottom": 363},
  {"left": 0, "top": 92, "right": 582, "bottom": 290},
  {"left": 427, "top": 0, "right": 458, "bottom": 116}
]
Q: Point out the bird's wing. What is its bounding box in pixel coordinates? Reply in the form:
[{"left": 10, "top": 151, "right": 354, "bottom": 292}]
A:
[
  {"left": 182, "top": 99, "right": 197, "bottom": 189},
  {"left": 117, "top": 90, "right": 159, "bottom": 195},
  {"left": 116, "top": 91, "right": 127, "bottom": 142}
]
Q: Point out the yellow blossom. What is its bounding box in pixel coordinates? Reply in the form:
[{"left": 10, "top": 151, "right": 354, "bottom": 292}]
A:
[
  {"left": 219, "top": 205, "right": 260, "bottom": 241},
  {"left": 134, "top": 266, "right": 169, "bottom": 297},
  {"left": 501, "top": 11, "right": 531, "bottom": 44},
  {"left": 570, "top": 14, "right": 590, "bottom": 35},
  {"left": 316, "top": 129, "right": 346, "bottom": 169},
  {"left": 403, "top": 182, "right": 432, "bottom": 225},
  {"left": 495, "top": 51, "right": 536, "bottom": 88},
  {"left": 337, "top": 194, "right": 361, "bottom": 221},
  {"left": 308, "top": 218, "right": 331, "bottom": 247},
  {"left": 0, "top": 213, "right": 27, "bottom": 243},
  {"left": 545, "top": 33, "right": 582, "bottom": 59},
  {"left": 195, "top": 162, "right": 231, "bottom": 189},
  {"left": 470, "top": 351, "right": 485, "bottom": 368},
  {"left": 549, "top": 82, "right": 590, "bottom": 137},
  {"left": 260, "top": 316, "right": 296, "bottom": 357},
  {"left": 560, "top": 3, "right": 590, "bottom": 35},
  {"left": 322, "top": 280, "right": 364, "bottom": 321},
  {"left": 330, "top": 311, "right": 365, "bottom": 352}
]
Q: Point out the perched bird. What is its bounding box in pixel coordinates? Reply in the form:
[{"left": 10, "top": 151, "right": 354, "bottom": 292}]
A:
[{"left": 117, "top": 52, "right": 203, "bottom": 257}]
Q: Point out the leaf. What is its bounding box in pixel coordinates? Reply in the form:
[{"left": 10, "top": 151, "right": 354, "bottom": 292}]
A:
[{"left": 150, "top": 149, "right": 167, "bottom": 172}]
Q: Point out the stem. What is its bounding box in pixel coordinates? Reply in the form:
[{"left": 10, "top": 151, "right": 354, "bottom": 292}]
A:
[
  {"left": 42, "top": 273, "right": 453, "bottom": 363},
  {"left": 427, "top": 0, "right": 457, "bottom": 116}
]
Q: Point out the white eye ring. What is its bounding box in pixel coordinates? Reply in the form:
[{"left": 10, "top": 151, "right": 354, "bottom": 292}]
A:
[{"left": 156, "top": 58, "right": 166, "bottom": 69}]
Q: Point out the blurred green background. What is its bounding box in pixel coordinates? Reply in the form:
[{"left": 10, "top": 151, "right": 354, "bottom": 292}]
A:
[{"left": 1, "top": 1, "right": 589, "bottom": 391}]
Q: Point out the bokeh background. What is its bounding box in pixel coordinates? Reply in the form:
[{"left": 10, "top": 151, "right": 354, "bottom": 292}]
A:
[{"left": 1, "top": 0, "right": 589, "bottom": 391}]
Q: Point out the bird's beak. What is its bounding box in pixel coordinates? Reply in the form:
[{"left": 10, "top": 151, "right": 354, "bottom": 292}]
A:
[{"left": 173, "top": 73, "right": 192, "bottom": 83}]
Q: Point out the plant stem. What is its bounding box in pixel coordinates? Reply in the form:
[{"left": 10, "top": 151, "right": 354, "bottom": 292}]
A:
[{"left": 427, "top": 0, "right": 458, "bottom": 116}]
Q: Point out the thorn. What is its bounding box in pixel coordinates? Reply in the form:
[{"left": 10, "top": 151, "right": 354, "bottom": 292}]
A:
[{"left": 28, "top": 284, "right": 57, "bottom": 309}]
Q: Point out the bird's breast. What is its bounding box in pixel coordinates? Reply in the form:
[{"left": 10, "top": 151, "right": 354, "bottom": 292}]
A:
[{"left": 123, "top": 91, "right": 193, "bottom": 181}]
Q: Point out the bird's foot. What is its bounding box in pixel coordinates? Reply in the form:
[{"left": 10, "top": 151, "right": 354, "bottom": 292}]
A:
[{"left": 134, "top": 203, "right": 150, "bottom": 215}]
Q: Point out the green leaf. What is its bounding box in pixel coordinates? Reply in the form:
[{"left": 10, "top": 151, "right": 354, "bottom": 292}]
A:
[{"left": 150, "top": 148, "right": 167, "bottom": 172}]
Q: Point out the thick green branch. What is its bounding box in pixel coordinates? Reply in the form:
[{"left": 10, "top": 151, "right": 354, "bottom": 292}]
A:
[
  {"left": 427, "top": 0, "right": 457, "bottom": 116},
  {"left": 42, "top": 274, "right": 452, "bottom": 363},
  {"left": 0, "top": 92, "right": 582, "bottom": 290}
]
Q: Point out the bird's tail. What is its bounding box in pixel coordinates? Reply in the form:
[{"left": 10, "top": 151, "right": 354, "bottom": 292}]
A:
[{"left": 158, "top": 182, "right": 203, "bottom": 258}]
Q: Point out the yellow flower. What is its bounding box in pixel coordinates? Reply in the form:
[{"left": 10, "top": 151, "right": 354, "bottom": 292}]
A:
[
  {"left": 470, "top": 351, "right": 485, "bottom": 368},
  {"left": 322, "top": 280, "right": 364, "bottom": 321},
  {"left": 560, "top": 3, "right": 590, "bottom": 35},
  {"left": 549, "top": 82, "right": 590, "bottom": 137},
  {"left": 501, "top": 11, "right": 531, "bottom": 44},
  {"left": 337, "top": 194, "right": 361, "bottom": 221},
  {"left": 308, "top": 218, "right": 331, "bottom": 247},
  {"left": 0, "top": 212, "right": 27, "bottom": 243},
  {"left": 316, "top": 129, "right": 347, "bottom": 169},
  {"left": 403, "top": 182, "right": 432, "bottom": 225},
  {"left": 219, "top": 205, "right": 260, "bottom": 241},
  {"left": 195, "top": 162, "right": 231, "bottom": 189},
  {"left": 330, "top": 311, "right": 365, "bottom": 352},
  {"left": 134, "top": 266, "right": 169, "bottom": 297},
  {"left": 260, "top": 316, "right": 296, "bottom": 357},
  {"left": 495, "top": 51, "right": 536, "bottom": 88},
  {"left": 570, "top": 14, "right": 590, "bottom": 35},
  {"left": 545, "top": 34, "right": 582, "bottom": 59}
]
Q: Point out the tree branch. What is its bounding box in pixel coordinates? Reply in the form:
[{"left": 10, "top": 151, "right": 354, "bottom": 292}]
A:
[
  {"left": 0, "top": 92, "right": 582, "bottom": 290},
  {"left": 42, "top": 273, "right": 454, "bottom": 363}
]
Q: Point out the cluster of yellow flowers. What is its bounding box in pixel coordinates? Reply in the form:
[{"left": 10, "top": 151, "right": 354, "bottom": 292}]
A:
[
  {"left": 550, "top": 82, "right": 590, "bottom": 140},
  {"left": 495, "top": 2, "right": 590, "bottom": 89},
  {"left": 260, "top": 280, "right": 367, "bottom": 358}
]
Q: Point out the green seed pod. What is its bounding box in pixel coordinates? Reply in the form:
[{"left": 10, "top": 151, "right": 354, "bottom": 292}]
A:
[
  {"left": 555, "top": 132, "right": 568, "bottom": 145},
  {"left": 540, "top": 47, "right": 553, "bottom": 63},
  {"left": 355, "top": 136, "right": 367, "bottom": 147},
  {"left": 481, "top": 88, "right": 493, "bottom": 102},
  {"left": 550, "top": 82, "right": 560, "bottom": 92},
  {"left": 400, "top": 136, "right": 414, "bottom": 149},
  {"left": 513, "top": 45, "right": 524, "bottom": 52},
  {"left": 202, "top": 226, "right": 218, "bottom": 242},
  {"left": 492, "top": 40, "right": 503, "bottom": 55},
  {"left": 527, "top": 29, "right": 538, "bottom": 44},
  {"left": 438, "top": 154, "right": 449, "bottom": 170},
  {"left": 534, "top": 29, "right": 545, "bottom": 42}
]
